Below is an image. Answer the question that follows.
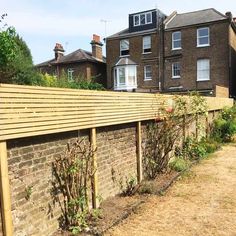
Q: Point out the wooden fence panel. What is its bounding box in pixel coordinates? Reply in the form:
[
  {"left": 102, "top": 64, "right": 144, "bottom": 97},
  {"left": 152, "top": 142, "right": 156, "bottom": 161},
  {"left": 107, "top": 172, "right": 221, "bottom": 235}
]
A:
[{"left": 0, "top": 83, "right": 233, "bottom": 141}]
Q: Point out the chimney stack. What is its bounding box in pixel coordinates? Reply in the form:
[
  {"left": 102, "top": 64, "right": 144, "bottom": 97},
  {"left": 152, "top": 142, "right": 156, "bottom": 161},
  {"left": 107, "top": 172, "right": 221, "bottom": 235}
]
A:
[
  {"left": 225, "top": 11, "right": 233, "bottom": 21},
  {"left": 54, "top": 43, "right": 65, "bottom": 61},
  {"left": 90, "top": 34, "right": 103, "bottom": 61}
]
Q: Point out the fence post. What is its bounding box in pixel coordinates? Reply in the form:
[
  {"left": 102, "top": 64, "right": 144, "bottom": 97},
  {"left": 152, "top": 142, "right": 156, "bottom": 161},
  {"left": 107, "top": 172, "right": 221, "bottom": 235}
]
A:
[
  {"left": 90, "top": 128, "right": 98, "bottom": 209},
  {"left": 137, "top": 122, "right": 143, "bottom": 183},
  {"left": 0, "top": 141, "right": 13, "bottom": 236}
]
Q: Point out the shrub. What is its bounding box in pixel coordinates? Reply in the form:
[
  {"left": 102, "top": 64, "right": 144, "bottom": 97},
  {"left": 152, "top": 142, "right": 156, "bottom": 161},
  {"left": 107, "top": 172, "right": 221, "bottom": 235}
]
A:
[
  {"left": 143, "top": 93, "right": 207, "bottom": 179},
  {"left": 211, "top": 105, "right": 236, "bottom": 142},
  {"left": 199, "top": 138, "right": 220, "bottom": 154},
  {"left": 52, "top": 139, "right": 98, "bottom": 233},
  {"left": 37, "top": 73, "right": 105, "bottom": 91},
  {"left": 176, "top": 136, "right": 208, "bottom": 160},
  {"left": 169, "top": 158, "right": 190, "bottom": 172},
  {"left": 119, "top": 175, "right": 137, "bottom": 196}
]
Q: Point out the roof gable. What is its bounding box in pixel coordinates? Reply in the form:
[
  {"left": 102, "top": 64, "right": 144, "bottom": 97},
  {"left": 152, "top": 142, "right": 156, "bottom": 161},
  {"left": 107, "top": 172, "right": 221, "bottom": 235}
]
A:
[{"left": 165, "top": 8, "right": 228, "bottom": 30}]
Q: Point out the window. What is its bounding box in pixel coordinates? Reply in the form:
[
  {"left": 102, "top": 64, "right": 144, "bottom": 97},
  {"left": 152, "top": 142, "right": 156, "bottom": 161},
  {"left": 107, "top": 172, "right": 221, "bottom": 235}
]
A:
[
  {"left": 133, "top": 12, "right": 152, "bottom": 26},
  {"left": 197, "top": 59, "right": 210, "bottom": 81},
  {"left": 146, "top": 12, "right": 152, "bottom": 23},
  {"left": 172, "top": 31, "right": 181, "bottom": 50},
  {"left": 144, "top": 65, "right": 152, "bottom": 80},
  {"left": 114, "top": 65, "right": 137, "bottom": 90},
  {"left": 172, "top": 62, "right": 180, "bottom": 78},
  {"left": 197, "top": 27, "right": 209, "bottom": 47},
  {"left": 120, "top": 39, "right": 129, "bottom": 56},
  {"left": 134, "top": 15, "right": 139, "bottom": 26},
  {"left": 67, "top": 68, "right": 74, "bottom": 81},
  {"left": 143, "top": 36, "right": 151, "bottom": 53}
]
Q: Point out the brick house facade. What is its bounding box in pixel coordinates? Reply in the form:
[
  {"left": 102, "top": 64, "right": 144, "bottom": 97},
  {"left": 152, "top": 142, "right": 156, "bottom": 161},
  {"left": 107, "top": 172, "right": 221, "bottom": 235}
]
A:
[
  {"left": 36, "top": 35, "right": 107, "bottom": 87},
  {"left": 106, "top": 8, "right": 236, "bottom": 97},
  {"left": 106, "top": 9, "right": 165, "bottom": 92}
]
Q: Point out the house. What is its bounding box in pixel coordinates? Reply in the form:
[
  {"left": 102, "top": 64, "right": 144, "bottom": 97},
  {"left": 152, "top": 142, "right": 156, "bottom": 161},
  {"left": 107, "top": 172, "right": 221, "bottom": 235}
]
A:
[
  {"left": 36, "top": 35, "right": 107, "bottom": 87},
  {"left": 163, "top": 9, "right": 236, "bottom": 97},
  {"left": 106, "top": 9, "right": 166, "bottom": 92},
  {"left": 106, "top": 8, "right": 236, "bottom": 97}
]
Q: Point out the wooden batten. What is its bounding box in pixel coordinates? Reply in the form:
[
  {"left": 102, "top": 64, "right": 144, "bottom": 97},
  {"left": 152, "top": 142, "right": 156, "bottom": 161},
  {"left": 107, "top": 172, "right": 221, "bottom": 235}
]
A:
[
  {"left": 0, "top": 141, "right": 13, "bottom": 236},
  {"left": 90, "top": 128, "right": 98, "bottom": 209},
  {"left": 137, "top": 121, "right": 143, "bottom": 183}
]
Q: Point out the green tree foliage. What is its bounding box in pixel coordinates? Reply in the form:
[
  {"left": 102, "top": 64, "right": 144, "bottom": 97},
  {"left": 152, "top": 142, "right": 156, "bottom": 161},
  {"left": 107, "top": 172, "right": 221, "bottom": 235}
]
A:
[
  {"left": 0, "top": 14, "right": 17, "bottom": 73},
  {"left": 0, "top": 14, "right": 40, "bottom": 84}
]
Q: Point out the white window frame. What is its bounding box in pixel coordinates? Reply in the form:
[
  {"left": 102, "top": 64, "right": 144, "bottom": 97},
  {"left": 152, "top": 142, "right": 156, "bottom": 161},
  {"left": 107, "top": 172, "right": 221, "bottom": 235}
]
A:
[
  {"left": 120, "top": 39, "right": 130, "bottom": 57},
  {"left": 143, "top": 35, "right": 151, "bottom": 54},
  {"left": 172, "top": 31, "right": 181, "bottom": 50},
  {"left": 113, "top": 65, "right": 137, "bottom": 90},
  {"left": 197, "top": 59, "right": 210, "bottom": 81},
  {"left": 172, "top": 62, "right": 181, "bottom": 79},
  {"left": 67, "top": 68, "right": 74, "bottom": 81},
  {"left": 144, "top": 65, "right": 152, "bottom": 81},
  {"left": 133, "top": 12, "right": 153, "bottom": 26},
  {"left": 197, "top": 27, "right": 210, "bottom": 47}
]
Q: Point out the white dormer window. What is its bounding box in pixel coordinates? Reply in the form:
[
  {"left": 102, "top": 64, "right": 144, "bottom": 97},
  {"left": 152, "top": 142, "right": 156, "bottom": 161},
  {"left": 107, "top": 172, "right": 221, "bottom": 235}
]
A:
[{"left": 133, "top": 12, "right": 152, "bottom": 26}]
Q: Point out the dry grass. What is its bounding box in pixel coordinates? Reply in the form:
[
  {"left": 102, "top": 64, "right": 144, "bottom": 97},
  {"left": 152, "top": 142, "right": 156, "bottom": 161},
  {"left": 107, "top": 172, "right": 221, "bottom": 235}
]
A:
[{"left": 106, "top": 144, "right": 236, "bottom": 236}]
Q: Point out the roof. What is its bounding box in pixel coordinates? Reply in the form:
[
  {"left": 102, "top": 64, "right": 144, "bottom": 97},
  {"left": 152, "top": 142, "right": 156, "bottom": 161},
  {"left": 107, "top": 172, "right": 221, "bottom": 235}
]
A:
[
  {"left": 165, "top": 8, "right": 228, "bottom": 30},
  {"left": 115, "top": 58, "right": 137, "bottom": 66},
  {"left": 36, "top": 49, "right": 106, "bottom": 67},
  {"left": 107, "top": 27, "right": 157, "bottom": 39}
]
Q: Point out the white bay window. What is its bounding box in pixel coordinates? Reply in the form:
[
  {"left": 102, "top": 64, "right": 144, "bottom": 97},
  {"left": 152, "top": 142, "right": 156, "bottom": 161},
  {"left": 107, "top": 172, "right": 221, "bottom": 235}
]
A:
[{"left": 114, "top": 65, "right": 137, "bottom": 90}]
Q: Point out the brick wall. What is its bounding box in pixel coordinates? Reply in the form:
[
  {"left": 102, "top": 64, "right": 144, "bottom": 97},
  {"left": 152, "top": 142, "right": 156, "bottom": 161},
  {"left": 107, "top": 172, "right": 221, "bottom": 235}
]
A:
[
  {"left": 2, "top": 111, "right": 218, "bottom": 235},
  {"left": 6, "top": 124, "right": 139, "bottom": 235}
]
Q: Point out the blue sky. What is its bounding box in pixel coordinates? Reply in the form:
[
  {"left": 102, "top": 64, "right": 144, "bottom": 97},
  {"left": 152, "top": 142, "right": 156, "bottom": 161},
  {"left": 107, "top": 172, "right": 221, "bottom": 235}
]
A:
[{"left": 1, "top": 0, "right": 236, "bottom": 64}]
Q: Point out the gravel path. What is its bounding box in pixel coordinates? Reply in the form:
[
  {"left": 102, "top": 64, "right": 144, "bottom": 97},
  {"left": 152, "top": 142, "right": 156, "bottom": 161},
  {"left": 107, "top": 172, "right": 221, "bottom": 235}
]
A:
[{"left": 106, "top": 144, "right": 236, "bottom": 236}]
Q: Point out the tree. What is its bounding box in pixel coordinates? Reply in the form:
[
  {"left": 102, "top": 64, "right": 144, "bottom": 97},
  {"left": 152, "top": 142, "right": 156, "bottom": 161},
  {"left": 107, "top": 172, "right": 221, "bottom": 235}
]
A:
[
  {"left": 0, "top": 14, "right": 41, "bottom": 84},
  {"left": 0, "top": 14, "right": 17, "bottom": 80}
]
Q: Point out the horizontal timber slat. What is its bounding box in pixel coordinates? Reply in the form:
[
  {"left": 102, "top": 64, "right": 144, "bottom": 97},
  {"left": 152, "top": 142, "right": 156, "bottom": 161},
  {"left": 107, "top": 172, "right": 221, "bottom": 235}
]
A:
[{"left": 0, "top": 83, "right": 233, "bottom": 141}]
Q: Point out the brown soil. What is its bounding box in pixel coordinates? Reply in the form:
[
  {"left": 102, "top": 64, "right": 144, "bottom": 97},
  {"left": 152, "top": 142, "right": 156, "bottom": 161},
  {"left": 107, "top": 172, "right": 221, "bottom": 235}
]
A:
[
  {"left": 90, "top": 171, "right": 178, "bottom": 234},
  {"left": 106, "top": 144, "right": 236, "bottom": 236},
  {"left": 54, "top": 171, "right": 178, "bottom": 235}
]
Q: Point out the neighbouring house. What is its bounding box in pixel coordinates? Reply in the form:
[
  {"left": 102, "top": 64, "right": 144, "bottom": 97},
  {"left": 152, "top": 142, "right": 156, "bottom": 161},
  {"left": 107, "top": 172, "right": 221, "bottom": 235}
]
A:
[
  {"left": 164, "top": 9, "right": 236, "bottom": 97},
  {"left": 106, "top": 8, "right": 236, "bottom": 97},
  {"left": 36, "top": 34, "right": 107, "bottom": 87}
]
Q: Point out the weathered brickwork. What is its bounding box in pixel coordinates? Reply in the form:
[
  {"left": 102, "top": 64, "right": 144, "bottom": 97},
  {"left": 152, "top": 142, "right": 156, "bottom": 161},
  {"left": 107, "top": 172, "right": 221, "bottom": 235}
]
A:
[
  {"left": 7, "top": 131, "right": 88, "bottom": 236},
  {"left": 96, "top": 124, "right": 137, "bottom": 199},
  {"left": 6, "top": 124, "right": 139, "bottom": 235}
]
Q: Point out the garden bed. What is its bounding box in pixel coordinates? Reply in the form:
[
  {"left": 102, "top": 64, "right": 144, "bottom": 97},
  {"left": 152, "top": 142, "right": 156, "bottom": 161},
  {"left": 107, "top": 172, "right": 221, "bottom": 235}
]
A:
[{"left": 54, "top": 170, "right": 179, "bottom": 235}]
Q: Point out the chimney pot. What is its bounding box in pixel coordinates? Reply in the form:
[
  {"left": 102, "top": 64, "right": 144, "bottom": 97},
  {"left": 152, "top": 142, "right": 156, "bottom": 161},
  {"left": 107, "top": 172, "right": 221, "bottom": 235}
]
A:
[
  {"left": 93, "top": 34, "right": 101, "bottom": 43},
  {"left": 225, "top": 11, "right": 233, "bottom": 21},
  {"left": 90, "top": 34, "right": 103, "bottom": 61},
  {"left": 54, "top": 43, "right": 65, "bottom": 61}
]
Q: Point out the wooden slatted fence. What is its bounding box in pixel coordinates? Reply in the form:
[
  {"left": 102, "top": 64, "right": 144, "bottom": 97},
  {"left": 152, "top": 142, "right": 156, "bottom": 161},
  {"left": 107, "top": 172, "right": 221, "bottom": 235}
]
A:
[{"left": 0, "top": 83, "right": 233, "bottom": 141}]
